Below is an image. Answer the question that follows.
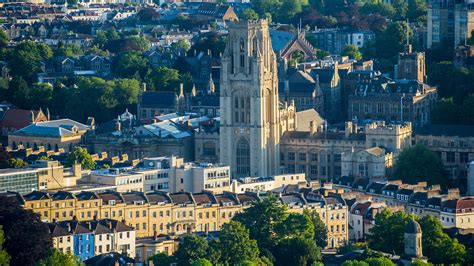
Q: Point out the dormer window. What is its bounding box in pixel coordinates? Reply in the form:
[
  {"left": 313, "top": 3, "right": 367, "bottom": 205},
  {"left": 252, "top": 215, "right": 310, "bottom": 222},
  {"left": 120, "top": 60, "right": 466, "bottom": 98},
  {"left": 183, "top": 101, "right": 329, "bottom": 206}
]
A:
[{"left": 108, "top": 200, "right": 116, "bottom": 206}]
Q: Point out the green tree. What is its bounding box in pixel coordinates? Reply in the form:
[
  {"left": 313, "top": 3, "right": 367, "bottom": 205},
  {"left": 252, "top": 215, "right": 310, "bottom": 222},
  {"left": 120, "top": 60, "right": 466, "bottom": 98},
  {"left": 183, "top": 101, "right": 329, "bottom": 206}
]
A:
[
  {"left": 391, "top": 0, "right": 408, "bottom": 20},
  {"left": 430, "top": 98, "right": 460, "bottom": 124},
  {"left": 418, "top": 215, "right": 465, "bottom": 264},
  {"left": 364, "top": 257, "right": 395, "bottom": 266},
  {"left": 411, "top": 260, "right": 432, "bottom": 266},
  {"left": 55, "top": 42, "right": 83, "bottom": 57},
  {"left": 459, "top": 94, "right": 474, "bottom": 125},
  {"left": 276, "top": 213, "right": 314, "bottom": 241},
  {"left": 218, "top": 221, "right": 260, "bottom": 265},
  {"left": 149, "top": 252, "right": 174, "bottom": 266},
  {"left": 0, "top": 226, "right": 10, "bottom": 266},
  {"left": 113, "top": 51, "right": 149, "bottom": 79},
  {"left": 0, "top": 196, "right": 52, "bottom": 265},
  {"left": 342, "top": 261, "right": 369, "bottom": 266},
  {"left": 29, "top": 83, "right": 53, "bottom": 110},
  {"left": 190, "top": 32, "right": 226, "bottom": 58},
  {"left": 277, "top": 0, "right": 302, "bottom": 22},
  {"left": 234, "top": 194, "right": 287, "bottom": 250},
  {"left": 7, "top": 158, "right": 27, "bottom": 168},
  {"left": 306, "top": 210, "right": 327, "bottom": 248},
  {"left": 175, "top": 235, "right": 210, "bottom": 266},
  {"left": 360, "top": 2, "right": 395, "bottom": 19},
  {"left": 337, "top": 242, "right": 368, "bottom": 255},
  {"left": 367, "top": 209, "right": 413, "bottom": 255},
  {"left": 9, "top": 41, "right": 47, "bottom": 83},
  {"left": 191, "top": 258, "right": 212, "bottom": 266},
  {"left": 0, "top": 29, "right": 9, "bottom": 49},
  {"left": 242, "top": 9, "right": 259, "bottom": 20},
  {"left": 63, "top": 77, "right": 140, "bottom": 122},
  {"left": 66, "top": 147, "right": 96, "bottom": 170},
  {"left": 342, "top": 44, "right": 362, "bottom": 60},
  {"left": 170, "top": 40, "right": 191, "bottom": 53},
  {"left": 375, "top": 21, "right": 412, "bottom": 67},
  {"left": 407, "top": 0, "right": 427, "bottom": 23},
  {"left": 36, "top": 249, "right": 83, "bottom": 266},
  {"left": 113, "top": 78, "right": 140, "bottom": 111},
  {"left": 274, "top": 237, "right": 321, "bottom": 266},
  {"left": 393, "top": 144, "right": 445, "bottom": 186},
  {"left": 146, "top": 66, "right": 180, "bottom": 92},
  {"left": 7, "top": 77, "right": 30, "bottom": 108}
]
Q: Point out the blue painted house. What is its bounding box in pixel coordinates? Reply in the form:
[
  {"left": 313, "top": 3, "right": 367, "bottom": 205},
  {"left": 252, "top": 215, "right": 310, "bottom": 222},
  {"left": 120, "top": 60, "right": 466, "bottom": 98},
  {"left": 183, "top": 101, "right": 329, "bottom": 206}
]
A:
[{"left": 60, "top": 220, "right": 95, "bottom": 261}]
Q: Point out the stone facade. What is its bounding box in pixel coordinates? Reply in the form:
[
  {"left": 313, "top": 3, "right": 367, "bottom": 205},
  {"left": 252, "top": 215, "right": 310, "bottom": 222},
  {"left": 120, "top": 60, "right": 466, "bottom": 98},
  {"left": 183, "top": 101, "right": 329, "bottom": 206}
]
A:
[
  {"left": 280, "top": 121, "right": 412, "bottom": 180},
  {"left": 220, "top": 20, "right": 281, "bottom": 178},
  {"left": 414, "top": 124, "right": 474, "bottom": 181}
]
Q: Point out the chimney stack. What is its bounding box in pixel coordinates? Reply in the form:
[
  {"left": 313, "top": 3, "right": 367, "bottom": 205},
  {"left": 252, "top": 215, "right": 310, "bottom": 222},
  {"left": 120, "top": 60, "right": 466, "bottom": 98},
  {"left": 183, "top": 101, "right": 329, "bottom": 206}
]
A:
[{"left": 309, "top": 121, "right": 316, "bottom": 135}]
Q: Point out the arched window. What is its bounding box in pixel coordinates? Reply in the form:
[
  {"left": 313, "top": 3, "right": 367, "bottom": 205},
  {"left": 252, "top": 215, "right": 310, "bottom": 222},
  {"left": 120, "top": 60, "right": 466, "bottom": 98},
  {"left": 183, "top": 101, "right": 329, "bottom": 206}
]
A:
[{"left": 236, "top": 138, "right": 250, "bottom": 176}]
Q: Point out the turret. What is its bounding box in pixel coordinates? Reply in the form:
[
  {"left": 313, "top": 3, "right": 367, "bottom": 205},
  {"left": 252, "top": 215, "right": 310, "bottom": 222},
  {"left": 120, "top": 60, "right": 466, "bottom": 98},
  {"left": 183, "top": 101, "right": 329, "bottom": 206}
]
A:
[{"left": 115, "top": 116, "right": 121, "bottom": 132}]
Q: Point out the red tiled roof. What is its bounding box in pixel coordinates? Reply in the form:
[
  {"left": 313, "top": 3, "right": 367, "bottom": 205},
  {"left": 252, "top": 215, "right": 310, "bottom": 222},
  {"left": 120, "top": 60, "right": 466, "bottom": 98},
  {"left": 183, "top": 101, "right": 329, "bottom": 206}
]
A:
[{"left": 0, "top": 108, "right": 47, "bottom": 129}]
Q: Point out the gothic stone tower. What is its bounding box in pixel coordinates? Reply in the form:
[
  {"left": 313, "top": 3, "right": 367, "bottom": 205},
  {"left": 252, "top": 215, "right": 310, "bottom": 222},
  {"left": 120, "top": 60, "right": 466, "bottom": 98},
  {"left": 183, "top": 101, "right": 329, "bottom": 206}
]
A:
[{"left": 220, "top": 20, "right": 280, "bottom": 178}]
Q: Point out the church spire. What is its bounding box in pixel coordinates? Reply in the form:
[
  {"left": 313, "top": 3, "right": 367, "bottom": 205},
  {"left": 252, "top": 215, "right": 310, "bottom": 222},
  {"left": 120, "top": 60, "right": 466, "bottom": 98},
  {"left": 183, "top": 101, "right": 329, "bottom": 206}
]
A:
[
  {"left": 191, "top": 84, "right": 197, "bottom": 97},
  {"left": 208, "top": 74, "right": 215, "bottom": 94}
]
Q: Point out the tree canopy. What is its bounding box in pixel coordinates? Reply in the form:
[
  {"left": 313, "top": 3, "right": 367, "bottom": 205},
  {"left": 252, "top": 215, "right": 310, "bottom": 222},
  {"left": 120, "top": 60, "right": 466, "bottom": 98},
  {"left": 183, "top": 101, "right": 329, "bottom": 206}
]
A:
[
  {"left": 393, "top": 144, "right": 445, "bottom": 186},
  {"left": 367, "top": 209, "right": 414, "bottom": 255},
  {"left": 66, "top": 147, "right": 96, "bottom": 170},
  {"left": 0, "top": 196, "right": 52, "bottom": 265},
  {"left": 36, "top": 249, "right": 83, "bottom": 266},
  {"left": 234, "top": 194, "right": 287, "bottom": 250},
  {"left": 218, "top": 221, "right": 260, "bottom": 265}
]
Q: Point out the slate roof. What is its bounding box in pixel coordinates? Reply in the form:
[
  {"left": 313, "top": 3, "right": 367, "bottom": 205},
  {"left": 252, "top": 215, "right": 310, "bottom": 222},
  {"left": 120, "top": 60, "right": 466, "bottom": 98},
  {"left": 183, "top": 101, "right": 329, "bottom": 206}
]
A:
[
  {"left": 140, "top": 91, "right": 177, "bottom": 109},
  {"left": 336, "top": 176, "right": 355, "bottom": 187},
  {"left": 142, "top": 120, "right": 192, "bottom": 139},
  {"left": 47, "top": 223, "right": 71, "bottom": 237},
  {"left": 122, "top": 192, "right": 148, "bottom": 204},
  {"left": 76, "top": 191, "right": 99, "bottom": 201},
  {"left": 309, "top": 68, "right": 336, "bottom": 84},
  {"left": 351, "top": 202, "right": 371, "bottom": 215},
  {"left": 145, "top": 191, "right": 172, "bottom": 204},
  {"left": 12, "top": 119, "right": 89, "bottom": 137},
  {"left": 280, "top": 193, "right": 306, "bottom": 206},
  {"left": 60, "top": 220, "right": 92, "bottom": 234},
  {"left": 193, "top": 192, "right": 217, "bottom": 205},
  {"left": 270, "top": 30, "right": 295, "bottom": 53},
  {"left": 397, "top": 188, "right": 414, "bottom": 196},
  {"left": 169, "top": 192, "right": 194, "bottom": 204},
  {"left": 215, "top": 193, "right": 239, "bottom": 206},
  {"left": 236, "top": 193, "right": 259, "bottom": 205},
  {"left": 382, "top": 184, "right": 399, "bottom": 192},
  {"left": 190, "top": 93, "right": 219, "bottom": 107},
  {"left": 24, "top": 191, "right": 51, "bottom": 201},
  {"left": 414, "top": 124, "right": 474, "bottom": 138},
  {"left": 409, "top": 192, "right": 428, "bottom": 205},
  {"left": 51, "top": 191, "right": 75, "bottom": 200},
  {"left": 84, "top": 252, "right": 134, "bottom": 266},
  {"left": 366, "top": 182, "right": 386, "bottom": 194},
  {"left": 98, "top": 191, "right": 125, "bottom": 205}
]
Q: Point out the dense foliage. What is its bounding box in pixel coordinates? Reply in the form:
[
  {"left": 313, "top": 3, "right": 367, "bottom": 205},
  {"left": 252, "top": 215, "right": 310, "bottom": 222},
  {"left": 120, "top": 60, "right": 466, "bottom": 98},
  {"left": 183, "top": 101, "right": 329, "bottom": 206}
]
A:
[
  {"left": 393, "top": 144, "right": 445, "bottom": 186},
  {"left": 366, "top": 209, "right": 466, "bottom": 264},
  {"left": 154, "top": 195, "right": 326, "bottom": 266},
  {"left": 0, "top": 196, "right": 52, "bottom": 266}
]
